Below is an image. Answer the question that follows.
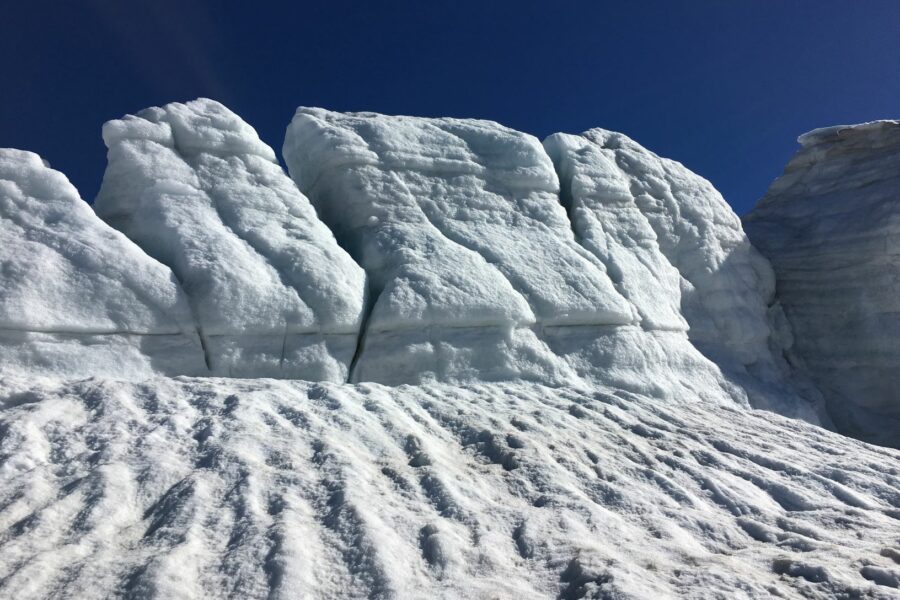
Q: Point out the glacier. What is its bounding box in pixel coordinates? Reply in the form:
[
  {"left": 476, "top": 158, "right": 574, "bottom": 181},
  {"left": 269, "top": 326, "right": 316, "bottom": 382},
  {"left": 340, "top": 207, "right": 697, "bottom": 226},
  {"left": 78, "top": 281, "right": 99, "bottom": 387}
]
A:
[
  {"left": 0, "top": 149, "right": 206, "bottom": 378},
  {"left": 745, "top": 120, "right": 900, "bottom": 447},
  {"left": 1, "top": 100, "right": 898, "bottom": 598}
]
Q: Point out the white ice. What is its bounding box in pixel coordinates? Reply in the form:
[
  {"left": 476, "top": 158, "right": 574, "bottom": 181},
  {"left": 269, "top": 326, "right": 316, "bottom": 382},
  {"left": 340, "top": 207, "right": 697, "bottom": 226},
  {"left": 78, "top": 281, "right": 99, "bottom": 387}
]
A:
[
  {"left": 544, "top": 130, "right": 824, "bottom": 422},
  {"left": 0, "top": 148, "right": 205, "bottom": 378},
  {"left": 94, "top": 99, "right": 367, "bottom": 381}
]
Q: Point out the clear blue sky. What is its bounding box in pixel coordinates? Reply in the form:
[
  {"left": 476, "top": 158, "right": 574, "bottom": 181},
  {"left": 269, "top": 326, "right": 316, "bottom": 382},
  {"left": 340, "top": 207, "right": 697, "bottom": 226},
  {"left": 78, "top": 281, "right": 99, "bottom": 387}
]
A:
[{"left": 3, "top": 1, "right": 899, "bottom": 215}]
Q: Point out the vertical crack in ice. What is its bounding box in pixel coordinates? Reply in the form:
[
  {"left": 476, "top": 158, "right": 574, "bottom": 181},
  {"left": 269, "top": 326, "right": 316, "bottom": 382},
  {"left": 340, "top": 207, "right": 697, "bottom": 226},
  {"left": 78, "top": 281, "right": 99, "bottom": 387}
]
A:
[
  {"left": 347, "top": 282, "right": 376, "bottom": 383},
  {"left": 546, "top": 143, "right": 643, "bottom": 327}
]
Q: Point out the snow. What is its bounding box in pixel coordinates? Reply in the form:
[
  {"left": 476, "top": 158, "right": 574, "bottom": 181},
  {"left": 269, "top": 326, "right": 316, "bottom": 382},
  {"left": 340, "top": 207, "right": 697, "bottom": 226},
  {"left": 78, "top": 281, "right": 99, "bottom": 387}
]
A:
[
  {"left": 282, "top": 108, "right": 796, "bottom": 407},
  {"left": 94, "top": 99, "right": 367, "bottom": 381},
  {"left": 1, "top": 375, "right": 897, "bottom": 599},
  {"left": 544, "top": 130, "right": 824, "bottom": 422},
  {"left": 0, "top": 149, "right": 205, "bottom": 378},
  {"left": 745, "top": 120, "right": 900, "bottom": 447},
  {"left": 1, "top": 99, "right": 898, "bottom": 598}
]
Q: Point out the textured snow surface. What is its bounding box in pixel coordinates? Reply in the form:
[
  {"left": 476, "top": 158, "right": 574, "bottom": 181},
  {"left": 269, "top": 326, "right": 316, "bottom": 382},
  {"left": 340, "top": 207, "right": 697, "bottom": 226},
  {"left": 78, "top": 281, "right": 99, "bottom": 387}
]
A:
[
  {"left": 94, "top": 99, "right": 367, "bottom": 381},
  {"left": 284, "top": 108, "right": 637, "bottom": 387},
  {"left": 0, "top": 149, "right": 205, "bottom": 378},
  {"left": 745, "top": 120, "right": 900, "bottom": 447},
  {"left": 281, "top": 108, "right": 796, "bottom": 411},
  {"left": 1, "top": 376, "right": 898, "bottom": 599}
]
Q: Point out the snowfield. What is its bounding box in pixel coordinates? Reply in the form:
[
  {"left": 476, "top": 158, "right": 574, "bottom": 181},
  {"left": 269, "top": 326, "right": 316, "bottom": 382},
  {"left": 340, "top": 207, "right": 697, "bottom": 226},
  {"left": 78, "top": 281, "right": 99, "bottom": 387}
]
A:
[{"left": 0, "top": 376, "right": 898, "bottom": 599}]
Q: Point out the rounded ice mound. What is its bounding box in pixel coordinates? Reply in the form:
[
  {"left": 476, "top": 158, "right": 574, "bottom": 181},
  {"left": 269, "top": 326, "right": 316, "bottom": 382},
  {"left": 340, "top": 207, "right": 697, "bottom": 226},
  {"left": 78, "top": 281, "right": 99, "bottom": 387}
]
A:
[
  {"left": 94, "top": 99, "right": 367, "bottom": 381},
  {"left": 745, "top": 120, "right": 900, "bottom": 446},
  {"left": 0, "top": 148, "right": 205, "bottom": 377}
]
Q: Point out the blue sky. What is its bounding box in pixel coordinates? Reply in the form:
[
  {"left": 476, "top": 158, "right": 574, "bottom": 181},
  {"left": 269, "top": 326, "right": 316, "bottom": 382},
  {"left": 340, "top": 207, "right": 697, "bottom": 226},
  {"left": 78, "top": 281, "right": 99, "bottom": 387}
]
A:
[{"left": 2, "top": 1, "right": 899, "bottom": 215}]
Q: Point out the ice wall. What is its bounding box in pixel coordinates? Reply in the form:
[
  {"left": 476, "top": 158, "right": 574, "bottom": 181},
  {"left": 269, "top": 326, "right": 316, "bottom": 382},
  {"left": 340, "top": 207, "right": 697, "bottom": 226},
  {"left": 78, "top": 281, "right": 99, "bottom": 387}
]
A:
[
  {"left": 543, "top": 130, "right": 820, "bottom": 420},
  {"left": 745, "top": 120, "right": 900, "bottom": 446},
  {"left": 94, "top": 99, "right": 367, "bottom": 381},
  {"left": 0, "top": 99, "right": 838, "bottom": 431},
  {"left": 283, "top": 108, "right": 794, "bottom": 408},
  {"left": 0, "top": 149, "right": 206, "bottom": 378}
]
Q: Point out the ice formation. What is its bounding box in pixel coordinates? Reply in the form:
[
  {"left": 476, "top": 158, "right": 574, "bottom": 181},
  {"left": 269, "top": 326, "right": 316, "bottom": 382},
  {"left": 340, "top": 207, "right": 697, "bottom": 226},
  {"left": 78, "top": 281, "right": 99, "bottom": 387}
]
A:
[
  {"left": 2, "top": 99, "right": 898, "bottom": 598},
  {"left": 0, "top": 149, "right": 205, "bottom": 378},
  {"left": 745, "top": 120, "right": 900, "bottom": 447},
  {"left": 544, "top": 130, "right": 819, "bottom": 420},
  {"left": 283, "top": 108, "right": 633, "bottom": 387},
  {"left": 94, "top": 99, "right": 367, "bottom": 381},
  {"left": 281, "top": 109, "right": 796, "bottom": 410}
]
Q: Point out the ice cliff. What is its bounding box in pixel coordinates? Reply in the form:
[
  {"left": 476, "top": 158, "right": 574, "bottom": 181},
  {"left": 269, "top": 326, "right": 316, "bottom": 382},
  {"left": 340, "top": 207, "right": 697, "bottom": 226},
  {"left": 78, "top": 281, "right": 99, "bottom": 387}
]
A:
[
  {"left": 2, "top": 101, "right": 900, "bottom": 599},
  {"left": 745, "top": 120, "right": 900, "bottom": 447},
  {"left": 282, "top": 109, "right": 807, "bottom": 415},
  {"left": 93, "top": 100, "right": 367, "bottom": 380},
  {"left": 0, "top": 149, "right": 206, "bottom": 378},
  {"left": 0, "top": 99, "right": 896, "bottom": 440}
]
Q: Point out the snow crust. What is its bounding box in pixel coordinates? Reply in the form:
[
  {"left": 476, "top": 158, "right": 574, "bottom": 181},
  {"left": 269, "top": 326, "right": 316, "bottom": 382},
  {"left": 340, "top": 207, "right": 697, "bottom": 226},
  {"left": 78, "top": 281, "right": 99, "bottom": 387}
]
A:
[
  {"left": 1, "top": 376, "right": 897, "bottom": 599},
  {"left": 0, "top": 149, "right": 205, "bottom": 378},
  {"left": 94, "top": 99, "right": 367, "bottom": 380},
  {"left": 745, "top": 120, "right": 900, "bottom": 447}
]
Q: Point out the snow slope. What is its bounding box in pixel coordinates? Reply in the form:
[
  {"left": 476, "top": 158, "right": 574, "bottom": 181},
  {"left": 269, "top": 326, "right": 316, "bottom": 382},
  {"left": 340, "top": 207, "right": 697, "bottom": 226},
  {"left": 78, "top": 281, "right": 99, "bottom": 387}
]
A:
[
  {"left": 94, "top": 99, "right": 367, "bottom": 381},
  {"left": 745, "top": 120, "right": 900, "bottom": 447},
  {"left": 1, "top": 376, "right": 897, "bottom": 599},
  {"left": 0, "top": 149, "right": 205, "bottom": 378}
]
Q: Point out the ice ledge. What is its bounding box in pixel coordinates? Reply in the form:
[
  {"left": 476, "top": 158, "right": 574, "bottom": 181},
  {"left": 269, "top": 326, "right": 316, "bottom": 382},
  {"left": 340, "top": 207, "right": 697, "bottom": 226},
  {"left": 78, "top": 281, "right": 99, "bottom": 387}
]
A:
[{"left": 797, "top": 119, "right": 900, "bottom": 148}]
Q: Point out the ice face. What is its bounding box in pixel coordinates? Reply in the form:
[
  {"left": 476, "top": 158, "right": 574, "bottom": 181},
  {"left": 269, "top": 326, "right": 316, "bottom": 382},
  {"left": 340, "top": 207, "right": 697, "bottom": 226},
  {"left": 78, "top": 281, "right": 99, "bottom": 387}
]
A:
[
  {"left": 745, "top": 120, "right": 900, "bottom": 446},
  {"left": 284, "top": 108, "right": 646, "bottom": 386},
  {"left": 0, "top": 148, "right": 206, "bottom": 377},
  {"left": 94, "top": 99, "right": 367, "bottom": 380},
  {"left": 0, "top": 100, "right": 833, "bottom": 433},
  {"left": 281, "top": 107, "right": 825, "bottom": 418},
  {"left": 545, "top": 130, "right": 778, "bottom": 369}
]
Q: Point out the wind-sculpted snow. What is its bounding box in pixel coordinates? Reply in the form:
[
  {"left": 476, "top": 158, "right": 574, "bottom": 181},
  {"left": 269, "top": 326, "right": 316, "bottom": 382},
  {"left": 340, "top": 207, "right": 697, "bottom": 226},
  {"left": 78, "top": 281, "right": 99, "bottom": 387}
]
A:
[
  {"left": 94, "top": 99, "right": 367, "bottom": 381},
  {"left": 745, "top": 121, "right": 900, "bottom": 447},
  {"left": 283, "top": 109, "right": 765, "bottom": 406},
  {"left": 284, "top": 108, "right": 640, "bottom": 387},
  {"left": 0, "top": 149, "right": 205, "bottom": 378},
  {"left": 1, "top": 376, "right": 898, "bottom": 599}
]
